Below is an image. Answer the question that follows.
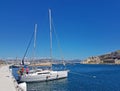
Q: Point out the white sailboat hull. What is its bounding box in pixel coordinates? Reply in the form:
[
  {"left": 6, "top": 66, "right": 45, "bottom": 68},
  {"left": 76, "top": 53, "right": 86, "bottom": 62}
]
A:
[{"left": 20, "top": 70, "right": 68, "bottom": 82}]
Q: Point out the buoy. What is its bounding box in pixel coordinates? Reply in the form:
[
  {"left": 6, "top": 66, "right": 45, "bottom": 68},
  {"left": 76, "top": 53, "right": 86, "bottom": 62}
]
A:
[{"left": 93, "top": 76, "right": 96, "bottom": 78}]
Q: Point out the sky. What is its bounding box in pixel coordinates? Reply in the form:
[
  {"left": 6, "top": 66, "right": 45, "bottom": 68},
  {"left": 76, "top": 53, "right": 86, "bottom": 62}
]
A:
[{"left": 0, "top": 0, "right": 120, "bottom": 60}]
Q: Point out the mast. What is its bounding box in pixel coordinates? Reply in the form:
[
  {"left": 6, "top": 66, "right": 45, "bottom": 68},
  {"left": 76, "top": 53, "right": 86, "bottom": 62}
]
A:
[
  {"left": 33, "top": 24, "right": 37, "bottom": 62},
  {"left": 49, "top": 9, "right": 52, "bottom": 62}
]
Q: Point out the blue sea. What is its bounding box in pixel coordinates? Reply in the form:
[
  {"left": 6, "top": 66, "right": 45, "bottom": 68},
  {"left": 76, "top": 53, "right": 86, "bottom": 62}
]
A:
[{"left": 12, "top": 64, "right": 120, "bottom": 91}]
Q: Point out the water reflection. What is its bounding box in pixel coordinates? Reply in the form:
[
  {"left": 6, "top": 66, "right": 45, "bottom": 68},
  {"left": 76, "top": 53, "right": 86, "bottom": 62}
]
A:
[{"left": 27, "top": 78, "right": 68, "bottom": 91}]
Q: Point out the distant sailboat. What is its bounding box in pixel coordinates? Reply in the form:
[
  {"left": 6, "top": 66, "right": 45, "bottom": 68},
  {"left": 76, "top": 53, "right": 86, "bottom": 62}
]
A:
[{"left": 20, "top": 9, "right": 69, "bottom": 82}]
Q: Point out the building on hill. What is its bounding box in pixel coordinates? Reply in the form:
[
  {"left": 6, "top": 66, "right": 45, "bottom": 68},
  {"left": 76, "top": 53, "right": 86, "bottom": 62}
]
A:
[
  {"left": 115, "top": 59, "right": 120, "bottom": 64},
  {"left": 83, "top": 56, "right": 101, "bottom": 64}
]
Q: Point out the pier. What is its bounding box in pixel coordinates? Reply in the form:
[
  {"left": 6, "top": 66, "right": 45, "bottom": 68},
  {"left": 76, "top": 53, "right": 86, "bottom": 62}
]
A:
[{"left": 0, "top": 65, "right": 25, "bottom": 91}]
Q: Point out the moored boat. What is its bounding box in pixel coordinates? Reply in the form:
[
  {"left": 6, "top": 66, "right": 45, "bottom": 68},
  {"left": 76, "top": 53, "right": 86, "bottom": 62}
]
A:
[
  {"left": 20, "top": 69, "right": 68, "bottom": 82},
  {"left": 19, "top": 9, "right": 69, "bottom": 82}
]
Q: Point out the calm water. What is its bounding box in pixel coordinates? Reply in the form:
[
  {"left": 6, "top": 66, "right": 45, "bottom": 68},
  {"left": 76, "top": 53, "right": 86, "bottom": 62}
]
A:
[{"left": 12, "top": 64, "right": 120, "bottom": 91}]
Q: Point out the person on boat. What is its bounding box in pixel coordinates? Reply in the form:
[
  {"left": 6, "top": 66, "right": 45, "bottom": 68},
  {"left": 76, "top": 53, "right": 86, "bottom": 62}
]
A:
[
  {"left": 17, "top": 70, "right": 21, "bottom": 75},
  {"left": 26, "top": 67, "right": 29, "bottom": 74},
  {"left": 22, "top": 67, "right": 24, "bottom": 72},
  {"left": 17, "top": 69, "right": 22, "bottom": 81},
  {"left": 21, "top": 67, "right": 24, "bottom": 75},
  {"left": 17, "top": 68, "right": 23, "bottom": 75}
]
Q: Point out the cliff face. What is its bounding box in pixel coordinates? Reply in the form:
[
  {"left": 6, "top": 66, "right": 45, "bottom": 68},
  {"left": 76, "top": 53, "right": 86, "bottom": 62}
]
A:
[{"left": 83, "top": 50, "right": 120, "bottom": 64}]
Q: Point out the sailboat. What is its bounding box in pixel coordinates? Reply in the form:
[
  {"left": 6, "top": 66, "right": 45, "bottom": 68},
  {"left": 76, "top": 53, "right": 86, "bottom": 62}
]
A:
[{"left": 20, "top": 9, "right": 69, "bottom": 82}]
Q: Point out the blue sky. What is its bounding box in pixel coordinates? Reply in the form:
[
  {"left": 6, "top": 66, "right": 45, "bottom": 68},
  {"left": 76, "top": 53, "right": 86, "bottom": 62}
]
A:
[{"left": 0, "top": 0, "right": 120, "bottom": 59}]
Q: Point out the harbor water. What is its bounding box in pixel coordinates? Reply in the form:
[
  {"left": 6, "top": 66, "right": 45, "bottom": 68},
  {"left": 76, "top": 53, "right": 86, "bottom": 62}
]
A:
[{"left": 12, "top": 64, "right": 120, "bottom": 91}]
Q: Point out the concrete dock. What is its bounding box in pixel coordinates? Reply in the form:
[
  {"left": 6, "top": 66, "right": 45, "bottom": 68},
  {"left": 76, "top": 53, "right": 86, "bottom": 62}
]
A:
[{"left": 0, "top": 65, "right": 24, "bottom": 91}]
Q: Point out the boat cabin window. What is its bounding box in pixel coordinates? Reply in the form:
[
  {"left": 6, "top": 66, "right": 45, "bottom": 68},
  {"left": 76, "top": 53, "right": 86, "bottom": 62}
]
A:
[{"left": 37, "top": 72, "right": 50, "bottom": 75}]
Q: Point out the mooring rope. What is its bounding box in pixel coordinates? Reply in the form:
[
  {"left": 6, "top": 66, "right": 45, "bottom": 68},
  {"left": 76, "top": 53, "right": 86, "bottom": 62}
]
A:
[{"left": 69, "top": 71, "right": 96, "bottom": 78}]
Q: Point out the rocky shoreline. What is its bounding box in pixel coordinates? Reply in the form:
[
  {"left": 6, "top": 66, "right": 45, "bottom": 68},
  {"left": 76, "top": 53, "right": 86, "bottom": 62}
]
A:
[{"left": 82, "top": 50, "right": 120, "bottom": 64}]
